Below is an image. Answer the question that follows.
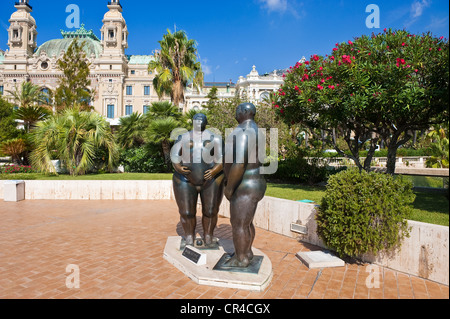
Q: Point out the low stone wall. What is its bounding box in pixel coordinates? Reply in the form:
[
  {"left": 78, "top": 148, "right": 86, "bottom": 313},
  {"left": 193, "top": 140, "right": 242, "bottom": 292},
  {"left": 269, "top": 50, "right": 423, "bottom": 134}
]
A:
[
  {"left": 219, "top": 196, "right": 449, "bottom": 286},
  {"left": 0, "top": 180, "right": 174, "bottom": 200},
  {"left": 1, "top": 180, "right": 448, "bottom": 285}
]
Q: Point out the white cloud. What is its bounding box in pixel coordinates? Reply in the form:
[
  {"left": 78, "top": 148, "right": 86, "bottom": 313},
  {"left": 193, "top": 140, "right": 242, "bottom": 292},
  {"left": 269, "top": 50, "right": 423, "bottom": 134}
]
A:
[
  {"left": 259, "top": 0, "right": 288, "bottom": 12},
  {"left": 411, "top": 0, "right": 431, "bottom": 18}
]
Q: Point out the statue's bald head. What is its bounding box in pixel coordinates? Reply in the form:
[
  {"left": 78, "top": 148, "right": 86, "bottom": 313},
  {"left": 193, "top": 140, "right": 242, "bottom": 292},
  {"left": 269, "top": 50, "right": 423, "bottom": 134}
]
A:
[{"left": 236, "top": 103, "right": 256, "bottom": 123}]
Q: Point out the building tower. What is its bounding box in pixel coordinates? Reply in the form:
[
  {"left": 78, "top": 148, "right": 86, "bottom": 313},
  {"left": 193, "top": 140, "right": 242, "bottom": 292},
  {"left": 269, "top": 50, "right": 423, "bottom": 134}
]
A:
[
  {"left": 3, "top": 0, "right": 37, "bottom": 85},
  {"left": 98, "top": 0, "right": 129, "bottom": 119}
]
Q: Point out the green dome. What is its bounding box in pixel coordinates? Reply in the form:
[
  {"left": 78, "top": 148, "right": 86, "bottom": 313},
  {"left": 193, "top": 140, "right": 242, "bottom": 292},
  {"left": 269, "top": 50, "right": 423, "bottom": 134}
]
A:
[{"left": 35, "top": 25, "right": 102, "bottom": 58}]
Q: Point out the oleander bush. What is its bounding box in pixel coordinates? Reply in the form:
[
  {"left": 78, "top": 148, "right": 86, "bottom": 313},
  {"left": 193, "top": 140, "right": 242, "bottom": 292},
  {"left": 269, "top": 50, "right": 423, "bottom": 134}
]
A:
[{"left": 316, "top": 169, "right": 415, "bottom": 258}]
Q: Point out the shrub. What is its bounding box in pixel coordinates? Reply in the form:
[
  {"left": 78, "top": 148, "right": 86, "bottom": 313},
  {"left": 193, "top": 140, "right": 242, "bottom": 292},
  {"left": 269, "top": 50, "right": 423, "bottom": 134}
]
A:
[
  {"left": 273, "top": 157, "right": 328, "bottom": 185},
  {"left": 119, "top": 145, "right": 166, "bottom": 173},
  {"left": 0, "top": 164, "right": 35, "bottom": 174},
  {"left": 316, "top": 169, "right": 415, "bottom": 258}
]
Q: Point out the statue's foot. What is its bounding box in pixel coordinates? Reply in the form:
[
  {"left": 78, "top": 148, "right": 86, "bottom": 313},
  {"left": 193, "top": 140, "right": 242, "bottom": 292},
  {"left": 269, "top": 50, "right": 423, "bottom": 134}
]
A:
[
  {"left": 224, "top": 255, "right": 251, "bottom": 268},
  {"left": 204, "top": 234, "right": 217, "bottom": 247},
  {"left": 185, "top": 235, "right": 195, "bottom": 246}
]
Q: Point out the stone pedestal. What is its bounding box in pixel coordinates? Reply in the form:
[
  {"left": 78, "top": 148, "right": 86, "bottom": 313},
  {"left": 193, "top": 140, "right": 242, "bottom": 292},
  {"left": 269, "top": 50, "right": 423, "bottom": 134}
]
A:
[
  {"left": 3, "top": 180, "right": 25, "bottom": 202},
  {"left": 163, "top": 236, "right": 273, "bottom": 292}
]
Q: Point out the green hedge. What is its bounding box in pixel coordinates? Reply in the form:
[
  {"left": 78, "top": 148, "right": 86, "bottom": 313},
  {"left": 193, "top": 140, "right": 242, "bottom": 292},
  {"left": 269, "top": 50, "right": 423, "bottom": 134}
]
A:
[{"left": 316, "top": 169, "right": 415, "bottom": 258}]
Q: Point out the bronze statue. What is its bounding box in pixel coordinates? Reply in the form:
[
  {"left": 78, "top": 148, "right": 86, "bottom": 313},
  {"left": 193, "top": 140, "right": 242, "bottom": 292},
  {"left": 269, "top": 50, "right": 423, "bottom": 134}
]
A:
[
  {"left": 223, "top": 103, "right": 267, "bottom": 268},
  {"left": 171, "top": 113, "right": 225, "bottom": 248}
]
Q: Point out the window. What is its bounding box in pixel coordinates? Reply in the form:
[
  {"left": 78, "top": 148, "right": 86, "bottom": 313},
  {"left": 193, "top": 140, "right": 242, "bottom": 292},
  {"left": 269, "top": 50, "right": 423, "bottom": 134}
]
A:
[
  {"left": 40, "top": 61, "right": 49, "bottom": 70},
  {"left": 143, "top": 105, "right": 150, "bottom": 114},
  {"left": 126, "top": 86, "right": 133, "bottom": 96},
  {"left": 40, "top": 88, "right": 50, "bottom": 105},
  {"left": 13, "top": 29, "right": 19, "bottom": 39},
  {"left": 130, "top": 70, "right": 135, "bottom": 75},
  {"left": 107, "top": 105, "right": 115, "bottom": 119},
  {"left": 109, "top": 30, "right": 115, "bottom": 39},
  {"left": 125, "top": 105, "right": 133, "bottom": 116},
  {"left": 144, "top": 86, "right": 150, "bottom": 96},
  {"left": 0, "top": 86, "right": 3, "bottom": 96},
  {"left": 109, "top": 79, "right": 113, "bottom": 83}
]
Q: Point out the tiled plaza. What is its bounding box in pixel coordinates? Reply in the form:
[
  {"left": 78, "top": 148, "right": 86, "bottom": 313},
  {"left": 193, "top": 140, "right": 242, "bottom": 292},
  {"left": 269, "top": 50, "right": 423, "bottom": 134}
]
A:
[{"left": 0, "top": 200, "right": 448, "bottom": 299}]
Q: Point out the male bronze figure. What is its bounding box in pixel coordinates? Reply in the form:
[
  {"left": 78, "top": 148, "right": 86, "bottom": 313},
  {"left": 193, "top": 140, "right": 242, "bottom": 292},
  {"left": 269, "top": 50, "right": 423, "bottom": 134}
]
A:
[
  {"left": 223, "top": 103, "right": 267, "bottom": 268},
  {"left": 171, "top": 113, "right": 225, "bottom": 248}
]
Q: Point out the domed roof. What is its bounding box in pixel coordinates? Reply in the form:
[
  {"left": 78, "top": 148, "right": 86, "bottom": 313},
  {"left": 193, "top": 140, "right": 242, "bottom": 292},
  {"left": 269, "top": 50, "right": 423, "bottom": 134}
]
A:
[{"left": 35, "top": 25, "right": 102, "bottom": 58}]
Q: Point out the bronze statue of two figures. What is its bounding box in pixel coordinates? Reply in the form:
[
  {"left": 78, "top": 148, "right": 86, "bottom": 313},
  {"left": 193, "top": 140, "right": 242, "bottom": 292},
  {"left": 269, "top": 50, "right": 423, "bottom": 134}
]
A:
[{"left": 171, "top": 103, "right": 267, "bottom": 269}]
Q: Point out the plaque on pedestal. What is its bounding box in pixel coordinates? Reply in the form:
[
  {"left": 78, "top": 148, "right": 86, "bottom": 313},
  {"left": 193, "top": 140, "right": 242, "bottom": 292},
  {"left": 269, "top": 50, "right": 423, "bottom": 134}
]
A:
[{"left": 182, "top": 246, "right": 207, "bottom": 266}]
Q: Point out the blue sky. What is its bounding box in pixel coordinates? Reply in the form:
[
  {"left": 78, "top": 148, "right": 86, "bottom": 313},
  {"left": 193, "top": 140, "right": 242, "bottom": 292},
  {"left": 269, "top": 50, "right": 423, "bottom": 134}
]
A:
[{"left": 1, "top": 0, "right": 448, "bottom": 82}]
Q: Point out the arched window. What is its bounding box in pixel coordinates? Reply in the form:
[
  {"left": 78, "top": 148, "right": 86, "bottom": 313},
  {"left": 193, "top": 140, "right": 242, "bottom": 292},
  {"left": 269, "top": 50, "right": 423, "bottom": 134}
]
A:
[{"left": 40, "top": 87, "right": 50, "bottom": 105}]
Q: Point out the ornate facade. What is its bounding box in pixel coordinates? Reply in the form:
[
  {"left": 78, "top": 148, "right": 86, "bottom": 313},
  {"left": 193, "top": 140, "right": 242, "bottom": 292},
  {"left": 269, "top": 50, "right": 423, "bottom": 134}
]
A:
[{"left": 0, "top": 0, "right": 291, "bottom": 123}]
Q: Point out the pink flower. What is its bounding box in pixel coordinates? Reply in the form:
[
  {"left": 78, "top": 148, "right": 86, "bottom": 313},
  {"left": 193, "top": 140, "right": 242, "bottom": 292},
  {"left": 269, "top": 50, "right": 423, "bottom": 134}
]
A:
[
  {"left": 317, "top": 85, "right": 324, "bottom": 90},
  {"left": 319, "top": 66, "right": 323, "bottom": 71},
  {"left": 274, "top": 105, "right": 280, "bottom": 108},
  {"left": 312, "top": 55, "right": 320, "bottom": 61},
  {"left": 348, "top": 40, "right": 353, "bottom": 45},
  {"left": 440, "top": 36, "right": 444, "bottom": 40},
  {"left": 384, "top": 28, "right": 387, "bottom": 32},
  {"left": 402, "top": 42, "right": 406, "bottom": 46},
  {"left": 333, "top": 48, "right": 338, "bottom": 51},
  {"left": 330, "top": 56, "right": 335, "bottom": 61},
  {"left": 305, "top": 61, "right": 310, "bottom": 65},
  {"left": 308, "top": 99, "right": 312, "bottom": 102},
  {"left": 438, "top": 48, "right": 442, "bottom": 51},
  {"left": 368, "top": 52, "right": 371, "bottom": 55},
  {"left": 415, "top": 69, "right": 418, "bottom": 73},
  {"left": 328, "top": 85, "right": 335, "bottom": 90}
]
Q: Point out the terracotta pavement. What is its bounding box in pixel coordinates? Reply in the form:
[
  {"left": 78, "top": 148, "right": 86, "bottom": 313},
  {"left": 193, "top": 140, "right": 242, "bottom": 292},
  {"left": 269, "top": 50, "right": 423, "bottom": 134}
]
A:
[{"left": 0, "top": 200, "right": 448, "bottom": 299}]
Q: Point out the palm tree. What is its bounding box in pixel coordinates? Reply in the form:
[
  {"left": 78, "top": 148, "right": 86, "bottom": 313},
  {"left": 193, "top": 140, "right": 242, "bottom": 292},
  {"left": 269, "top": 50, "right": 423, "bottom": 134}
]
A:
[
  {"left": 116, "top": 112, "right": 146, "bottom": 149},
  {"left": 0, "top": 138, "right": 28, "bottom": 165},
  {"left": 14, "top": 105, "right": 51, "bottom": 133},
  {"left": 149, "top": 29, "right": 204, "bottom": 109},
  {"left": 6, "top": 81, "right": 49, "bottom": 109},
  {"left": 146, "top": 117, "right": 181, "bottom": 172},
  {"left": 30, "top": 107, "right": 119, "bottom": 176},
  {"left": 146, "top": 101, "right": 182, "bottom": 120}
]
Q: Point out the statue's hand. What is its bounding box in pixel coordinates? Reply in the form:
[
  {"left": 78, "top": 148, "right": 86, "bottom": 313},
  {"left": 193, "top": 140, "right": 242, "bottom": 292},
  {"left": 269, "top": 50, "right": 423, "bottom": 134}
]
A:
[
  {"left": 175, "top": 165, "right": 191, "bottom": 176},
  {"left": 204, "top": 169, "right": 214, "bottom": 181}
]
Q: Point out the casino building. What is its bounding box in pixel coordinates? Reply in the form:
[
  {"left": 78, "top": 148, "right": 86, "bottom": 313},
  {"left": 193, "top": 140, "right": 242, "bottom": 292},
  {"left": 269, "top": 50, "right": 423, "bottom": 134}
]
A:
[{"left": 0, "top": 0, "right": 292, "bottom": 123}]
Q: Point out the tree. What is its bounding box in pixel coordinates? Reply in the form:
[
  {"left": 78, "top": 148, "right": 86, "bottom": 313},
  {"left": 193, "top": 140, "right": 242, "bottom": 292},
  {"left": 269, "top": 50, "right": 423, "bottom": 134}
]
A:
[
  {"left": 6, "top": 81, "right": 48, "bottom": 109},
  {"left": 146, "top": 117, "right": 181, "bottom": 172},
  {"left": 116, "top": 112, "right": 146, "bottom": 149},
  {"left": 277, "top": 29, "right": 449, "bottom": 174},
  {"left": 0, "top": 98, "right": 22, "bottom": 145},
  {"left": 149, "top": 29, "right": 204, "bottom": 107},
  {"left": 30, "top": 107, "right": 118, "bottom": 176},
  {"left": 425, "top": 124, "right": 449, "bottom": 168},
  {"left": 205, "top": 86, "right": 218, "bottom": 109},
  {"left": 14, "top": 106, "right": 51, "bottom": 133},
  {"left": 0, "top": 138, "right": 28, "bottom": 165},
  {"left": 54, "top": 39, "right": 94, "bottom": 111}
]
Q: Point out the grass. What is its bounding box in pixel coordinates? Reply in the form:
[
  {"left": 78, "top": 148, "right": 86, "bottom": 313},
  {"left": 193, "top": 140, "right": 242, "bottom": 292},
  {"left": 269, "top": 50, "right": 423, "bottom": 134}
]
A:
[{"left": 1, "top": 172, "right": 448, "bottom": 226}]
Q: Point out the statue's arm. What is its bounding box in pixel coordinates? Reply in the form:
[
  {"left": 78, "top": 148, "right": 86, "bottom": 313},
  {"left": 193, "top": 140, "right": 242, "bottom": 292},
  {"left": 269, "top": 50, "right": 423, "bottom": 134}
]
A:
[
  {"left": 171, "top": 134, "right": 191, "bottom": 176},
  {"left": 224, "top": 134, "right": 248, "bottom": 199},
  {"left": 204, "top": 135, "right": 224, "bottom": 181}
]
